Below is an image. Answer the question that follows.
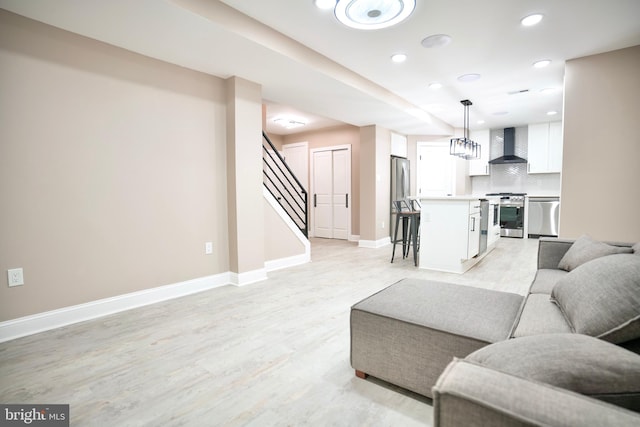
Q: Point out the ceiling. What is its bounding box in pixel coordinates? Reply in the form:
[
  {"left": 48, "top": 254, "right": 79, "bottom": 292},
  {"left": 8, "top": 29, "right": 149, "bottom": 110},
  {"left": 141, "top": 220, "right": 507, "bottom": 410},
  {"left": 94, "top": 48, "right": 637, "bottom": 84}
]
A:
[{"left": 2, "top": 0, "right": 639, "bottom": 136}]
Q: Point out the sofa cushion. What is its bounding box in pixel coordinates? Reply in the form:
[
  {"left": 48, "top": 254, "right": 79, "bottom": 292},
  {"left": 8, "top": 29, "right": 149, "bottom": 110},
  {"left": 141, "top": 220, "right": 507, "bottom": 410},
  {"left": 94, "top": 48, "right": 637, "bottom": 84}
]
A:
[
  {"left": 634, "top": 241, "right": 640, "bottom": 255},
  {"left": 467, "top": 333, "right": 640, "bottom": 411},
  {"left": 529, "top": 268, "right": 568, "bottom": 294},
  {"left": 510, "top": 293, "right": 571, "bottom": 338},
  {"left": 557, "top": 234, "right": 633, "bottom": 271},
  {"left": 551, "top": 254, "right": 640, "bottom": 344}
]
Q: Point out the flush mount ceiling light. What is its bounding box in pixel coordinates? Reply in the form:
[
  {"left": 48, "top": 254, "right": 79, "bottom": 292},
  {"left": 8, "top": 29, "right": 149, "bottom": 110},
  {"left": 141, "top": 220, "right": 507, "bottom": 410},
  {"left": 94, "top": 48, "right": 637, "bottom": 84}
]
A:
[
  {"left": 533, "top": 59, "right": 552, "bottom": 68},
  {"left": 521, "top": 13, "right": 544, "bottom": 27},
  {"left": 450, "top": 100, "right": 481, "bottom": 161},
  {"left": 273, "top": 117, "right": 307, "bottom": 129},
  {"left": 457, "top": 73, "right": 481, "bottom": 83},
  {"left": 421, "top": 34, "right": 452, "bottom": 48},
  {"left": 334, "top": 0, "right": 416, "bottom": 30}
]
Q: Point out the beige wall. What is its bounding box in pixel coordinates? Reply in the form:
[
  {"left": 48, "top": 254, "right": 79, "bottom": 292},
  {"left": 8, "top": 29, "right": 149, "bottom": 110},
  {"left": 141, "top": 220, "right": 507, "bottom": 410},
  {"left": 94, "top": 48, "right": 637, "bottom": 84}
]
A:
[
  {"left": 359, "top": 125, "right": 391, "bottom": 241},
  {"left": 263, "top": 198, "right": 305, "bottom": 261},
  {"left": 225, "top": 77, "right": 264, "bottom": 273},
  {"left": 0, "top": 11, "right": 229, "bottom": 320},
  {"left": 282, "top": 125, "right": 361, "bottom": 236},
  {"left": 560, "top": 45, "right": 640, "bottom": 241}
]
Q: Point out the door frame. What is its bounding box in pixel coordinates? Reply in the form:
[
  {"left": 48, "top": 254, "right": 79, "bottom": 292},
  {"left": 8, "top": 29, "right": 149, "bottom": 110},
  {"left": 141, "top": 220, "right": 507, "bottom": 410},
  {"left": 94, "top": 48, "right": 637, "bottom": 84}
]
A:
[{"left": 309, "top": 144, "right": 352, "bottom": 239}]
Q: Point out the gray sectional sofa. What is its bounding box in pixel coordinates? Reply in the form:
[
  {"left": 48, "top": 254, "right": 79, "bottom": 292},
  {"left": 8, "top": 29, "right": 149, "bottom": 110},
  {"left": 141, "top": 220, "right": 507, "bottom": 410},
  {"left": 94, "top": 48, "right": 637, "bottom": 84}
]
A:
[{"left": 350, "top": 236, "right": 640, "bottom": 425}]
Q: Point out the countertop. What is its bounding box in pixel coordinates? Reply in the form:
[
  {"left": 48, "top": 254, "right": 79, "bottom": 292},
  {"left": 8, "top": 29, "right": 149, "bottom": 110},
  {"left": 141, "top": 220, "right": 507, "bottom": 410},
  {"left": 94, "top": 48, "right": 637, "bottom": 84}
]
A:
[{"left": 418, "top": 196, "right": 486, "bottom": 201}]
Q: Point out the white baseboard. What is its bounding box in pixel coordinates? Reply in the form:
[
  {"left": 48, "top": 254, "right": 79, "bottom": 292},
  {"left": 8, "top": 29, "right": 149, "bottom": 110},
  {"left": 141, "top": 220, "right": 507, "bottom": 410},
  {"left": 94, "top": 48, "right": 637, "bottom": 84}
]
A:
[
  {"left": 0, "top": 273, "right": 232, "bottom": 343},
  {"left": 358, "top": 237, "right": 391, "bottom": 249},
  {"left": 349, "top": 234, "right": 360, "bottom": 242},
  {"left": 229, "top": 268, "right": 268, "bottom": 286},
  {"left": 265, "top": 253, "right": 310, "bottom": 272}
]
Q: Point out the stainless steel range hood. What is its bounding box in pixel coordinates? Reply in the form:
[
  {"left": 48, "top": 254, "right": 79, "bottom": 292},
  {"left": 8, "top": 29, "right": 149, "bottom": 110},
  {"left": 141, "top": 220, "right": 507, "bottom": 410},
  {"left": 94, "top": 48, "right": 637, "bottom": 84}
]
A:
[{"left": 488, "top": 127, "right": 527, "bottom": 164}]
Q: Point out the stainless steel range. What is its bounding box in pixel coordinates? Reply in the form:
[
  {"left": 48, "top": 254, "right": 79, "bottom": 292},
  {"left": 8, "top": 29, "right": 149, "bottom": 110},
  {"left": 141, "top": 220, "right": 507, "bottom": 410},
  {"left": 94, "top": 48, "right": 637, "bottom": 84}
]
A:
[{"left": 486, "top": 193, "right": 526, "bottom": 238}]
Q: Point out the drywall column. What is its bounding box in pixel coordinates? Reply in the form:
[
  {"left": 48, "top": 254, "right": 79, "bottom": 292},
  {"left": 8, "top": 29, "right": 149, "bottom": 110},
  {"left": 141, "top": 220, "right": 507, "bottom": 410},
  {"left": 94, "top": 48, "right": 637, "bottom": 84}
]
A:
[
  {"left": 359, "top": 125, "right": 391, "bottom": 247},
  {"left": 560, "top": 45, "right": 640, "bottom": 241},
  {"left": 226, "top": 77, "right": 266, "bottom": 284}
]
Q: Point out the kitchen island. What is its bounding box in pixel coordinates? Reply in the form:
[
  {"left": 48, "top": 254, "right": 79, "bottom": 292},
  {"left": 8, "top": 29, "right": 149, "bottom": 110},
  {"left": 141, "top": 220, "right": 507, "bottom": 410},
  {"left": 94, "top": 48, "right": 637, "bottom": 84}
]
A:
[{"left": 418, "top": 196, "right": 500, "bottom": 273}]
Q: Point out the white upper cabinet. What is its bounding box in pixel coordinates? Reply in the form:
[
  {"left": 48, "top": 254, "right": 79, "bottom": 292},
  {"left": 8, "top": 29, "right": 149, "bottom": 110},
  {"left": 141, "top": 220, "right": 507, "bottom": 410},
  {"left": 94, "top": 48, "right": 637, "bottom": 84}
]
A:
[
  {"left": 527, "top": 121, "right": 563, "bottom": 174},
  {"left": 468, "top": 129, "right": 490, "bottom": 176}
]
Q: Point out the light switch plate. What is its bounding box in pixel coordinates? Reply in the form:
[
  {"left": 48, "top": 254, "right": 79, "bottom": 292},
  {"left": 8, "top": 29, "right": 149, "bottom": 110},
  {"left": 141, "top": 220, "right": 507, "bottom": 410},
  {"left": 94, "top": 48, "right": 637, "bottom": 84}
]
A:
[{"left": 8, "top": 268, "right": 24, "bottom": 287}]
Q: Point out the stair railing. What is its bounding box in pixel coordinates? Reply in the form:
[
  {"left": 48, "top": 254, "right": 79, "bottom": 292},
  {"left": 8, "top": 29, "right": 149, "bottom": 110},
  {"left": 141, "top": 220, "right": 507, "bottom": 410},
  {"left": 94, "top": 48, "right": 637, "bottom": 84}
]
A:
[{"left": 262, "top": 131, "right": 308, "bottom": 238}]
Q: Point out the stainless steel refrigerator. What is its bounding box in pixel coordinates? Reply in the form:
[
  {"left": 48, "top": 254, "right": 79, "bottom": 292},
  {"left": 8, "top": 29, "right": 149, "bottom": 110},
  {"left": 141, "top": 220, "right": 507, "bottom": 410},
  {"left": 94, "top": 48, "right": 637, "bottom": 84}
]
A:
[{"left": 390, "top": 156, "right": 410, "bottom": 238}]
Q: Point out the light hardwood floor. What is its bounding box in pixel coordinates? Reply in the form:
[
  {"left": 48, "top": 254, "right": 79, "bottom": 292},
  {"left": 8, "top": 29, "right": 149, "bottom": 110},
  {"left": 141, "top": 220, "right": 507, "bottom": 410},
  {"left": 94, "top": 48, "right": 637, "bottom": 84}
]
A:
[{"left": 0, "top": 237, "right": 539, "bottom": 426}]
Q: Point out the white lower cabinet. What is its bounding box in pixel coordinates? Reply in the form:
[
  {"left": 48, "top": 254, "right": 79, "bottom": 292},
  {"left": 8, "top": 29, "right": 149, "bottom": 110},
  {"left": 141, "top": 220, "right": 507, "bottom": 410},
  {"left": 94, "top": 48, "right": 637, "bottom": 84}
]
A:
[
  {"left": 467, "top": 202, "right": 481, "bottom": 259},
  {"left": 419, "top": 198, "right": 484, "bottom": 273},
  {"left": 487, "top": 202, "right": 501, "bottom": 247}
]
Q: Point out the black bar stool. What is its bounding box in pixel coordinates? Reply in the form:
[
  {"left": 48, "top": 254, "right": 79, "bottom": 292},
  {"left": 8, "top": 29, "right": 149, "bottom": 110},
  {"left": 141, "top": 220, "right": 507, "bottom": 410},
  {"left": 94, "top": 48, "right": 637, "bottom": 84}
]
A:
[{"left": 391, "top": 200, "right": 420, "bottom": 266}]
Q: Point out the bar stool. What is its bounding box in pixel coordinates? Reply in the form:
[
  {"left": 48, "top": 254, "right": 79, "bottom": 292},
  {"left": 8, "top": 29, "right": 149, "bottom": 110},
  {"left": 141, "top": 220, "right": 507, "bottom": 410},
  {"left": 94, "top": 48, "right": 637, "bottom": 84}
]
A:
[{"left": 391, "top": 200, "right": 420, "bottom": 266}]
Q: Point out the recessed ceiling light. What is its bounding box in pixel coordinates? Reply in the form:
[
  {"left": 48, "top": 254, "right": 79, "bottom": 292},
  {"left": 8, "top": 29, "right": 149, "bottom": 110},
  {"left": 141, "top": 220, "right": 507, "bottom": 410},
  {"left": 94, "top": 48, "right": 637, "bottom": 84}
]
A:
[
  {"left": 334, "top": 0, "right": 416, "bottom": 30},
  {"left": 540, "top": 87, "right": 558, "bottom": 94},
  {"left": 521, "top": 13, "right": 543, "bottom": 27},
  {"left": 533, "top": 59, "right": 552, "bottom": 68},
  {"left": 428, "top": 82, "right": 442, "bottom": 90},
  {"left": 315, "top": 0, "right": 337, "bottom": 10},
  {"left": 547, "top": 110, "right": 558, "bottom": 116},
  {"left": 477, "top": 120, "right": 485, "bottom": 124},
  {"left": 421, "top": 34, "right": 453, "bottom": 48},
  {"left": 457, "top": 73, "right": 481, "bottom": 83},
  {"left": 391, "top": 53, "right": 407, "bottom": 63},
  {"left": 493, "top": 111, "right": 509, "bottom": 116}
]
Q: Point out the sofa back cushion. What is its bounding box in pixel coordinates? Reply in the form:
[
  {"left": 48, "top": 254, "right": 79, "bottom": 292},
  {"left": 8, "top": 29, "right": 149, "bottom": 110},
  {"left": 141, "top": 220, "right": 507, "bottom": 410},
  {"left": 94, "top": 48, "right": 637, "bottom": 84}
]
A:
[
  {"left": 551, "top": 254, "right": 640, "bottom": 344},
  {"left": 557, "top": 234, "right": 633, "bottom": 271},
  {"left": 466, "top": 333, "right": 640, "bottom": 412}
]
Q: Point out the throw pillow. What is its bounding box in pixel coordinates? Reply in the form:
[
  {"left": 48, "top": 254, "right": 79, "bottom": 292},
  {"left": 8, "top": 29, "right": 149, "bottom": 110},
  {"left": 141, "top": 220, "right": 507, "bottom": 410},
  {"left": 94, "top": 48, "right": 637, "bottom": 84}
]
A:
[
  {"left": 551, "top": 254, "right": 640, "bottom": 344},
  {"left": 557, "top": 234, "right": 633, "bottom": 271},
  {"left": 634, "top": 241, "right": 640, "bottom": 255},
  {"left": 466, "top": 334, "right": 640, "bottom": 411}
]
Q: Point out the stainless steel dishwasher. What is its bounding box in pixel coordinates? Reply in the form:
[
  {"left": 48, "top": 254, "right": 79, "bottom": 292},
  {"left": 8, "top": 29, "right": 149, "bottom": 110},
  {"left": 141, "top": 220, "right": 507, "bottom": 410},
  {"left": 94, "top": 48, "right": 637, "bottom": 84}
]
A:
[{"left": 528, "top": 197, "right": 560, "bottom": 237}]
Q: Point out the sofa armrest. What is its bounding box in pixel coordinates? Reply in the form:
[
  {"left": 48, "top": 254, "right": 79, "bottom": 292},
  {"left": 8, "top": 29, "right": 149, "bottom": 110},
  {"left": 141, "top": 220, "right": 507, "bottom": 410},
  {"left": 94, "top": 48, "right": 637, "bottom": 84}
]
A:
[
  {"left": 432, "top": 359, "right": 640, "bottom": 427},
  {"left": 537, "top": 237, "right": 574, "bottom": 270}
]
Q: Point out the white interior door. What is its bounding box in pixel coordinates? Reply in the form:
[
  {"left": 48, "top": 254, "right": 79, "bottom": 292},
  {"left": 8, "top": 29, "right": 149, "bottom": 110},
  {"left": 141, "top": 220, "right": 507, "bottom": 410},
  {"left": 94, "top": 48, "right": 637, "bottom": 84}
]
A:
[
  {"left": 312, "top": 147, "right": 351, "bottom": 239},
  {"left": 331, "top": 149, "right": 349, "bottom": 239},
  {"left": 282, "top": 142, "right": 308, "bottom": 191},
  {"left": 417, "top": 143, "right": 453, "bottom": 197},
  {"left": 313, "top": 151, "right": 333, "bottom": 238}
]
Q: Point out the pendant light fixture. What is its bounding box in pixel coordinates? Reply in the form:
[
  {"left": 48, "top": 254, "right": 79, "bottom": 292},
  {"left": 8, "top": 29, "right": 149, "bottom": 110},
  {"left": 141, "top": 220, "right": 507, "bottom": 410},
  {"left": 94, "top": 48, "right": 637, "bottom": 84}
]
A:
[{"left": 450, "top": 99, "right": 481, "bottom": 160}]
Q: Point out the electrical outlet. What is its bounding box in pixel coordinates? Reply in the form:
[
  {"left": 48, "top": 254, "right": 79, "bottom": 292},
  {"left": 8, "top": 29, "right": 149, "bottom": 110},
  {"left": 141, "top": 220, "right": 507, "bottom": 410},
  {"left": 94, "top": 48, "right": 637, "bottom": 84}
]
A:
[
  {"left": 205, "top": 242, "right": 213, "bottom": 255},
  {"left": 381, "top": 221, "right": 385, "bottom": 229},
  {"left": 7, "top": 268, "right": 24, "bottom": 287}
]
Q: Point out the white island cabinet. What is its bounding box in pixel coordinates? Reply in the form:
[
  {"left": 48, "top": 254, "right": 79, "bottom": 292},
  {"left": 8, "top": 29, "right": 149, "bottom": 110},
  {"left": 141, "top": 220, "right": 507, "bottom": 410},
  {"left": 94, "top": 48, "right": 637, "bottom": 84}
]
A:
[{"left": 418, "top": 197, "right": 495, "bottom": 274}]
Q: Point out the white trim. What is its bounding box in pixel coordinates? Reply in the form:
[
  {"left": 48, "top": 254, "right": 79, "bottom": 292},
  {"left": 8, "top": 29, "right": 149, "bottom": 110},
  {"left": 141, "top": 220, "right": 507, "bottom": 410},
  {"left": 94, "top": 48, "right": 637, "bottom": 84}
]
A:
[
  {"left": 265, "top": 253, "right": 310, "bottom": 272},
  {"left": 358, "top": 237, "right": 391, "bottom": 249},
  {"left": 263, "top": 188, "right": 311, "bottom": 248},
  {"left": 0, "top": 273, "right": 232, "bottom": 343},
  {"left": 348, "top": 234, "right": 360, "bottom": 242},
  {"left": 229, "top": 269, "right": 268, "bottom": 286},
  {"left": 263, "top": 188, "right": 311, "bottom": 271}
]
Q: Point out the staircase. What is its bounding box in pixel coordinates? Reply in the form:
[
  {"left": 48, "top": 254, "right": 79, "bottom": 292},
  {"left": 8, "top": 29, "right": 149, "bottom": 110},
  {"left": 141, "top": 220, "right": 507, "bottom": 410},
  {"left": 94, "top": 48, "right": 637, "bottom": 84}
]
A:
[{"left": 262, "top": 131, "right": 308, "bottom": 238}]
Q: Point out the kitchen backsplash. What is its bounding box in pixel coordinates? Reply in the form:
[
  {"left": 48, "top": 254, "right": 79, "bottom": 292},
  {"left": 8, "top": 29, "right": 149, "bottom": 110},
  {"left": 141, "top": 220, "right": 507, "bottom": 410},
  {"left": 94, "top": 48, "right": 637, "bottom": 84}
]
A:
[{"left": 470, "top": 126, "right": 561, "bottom": 196}]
